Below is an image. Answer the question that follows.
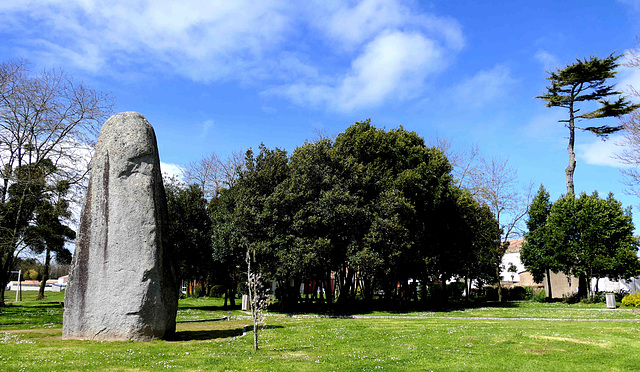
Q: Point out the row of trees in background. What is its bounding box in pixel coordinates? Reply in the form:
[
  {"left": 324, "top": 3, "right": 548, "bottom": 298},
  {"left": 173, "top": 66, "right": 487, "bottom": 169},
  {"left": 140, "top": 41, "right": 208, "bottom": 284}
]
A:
[{"left": 168, "top": 120, "right": 534, "bottom": 310}]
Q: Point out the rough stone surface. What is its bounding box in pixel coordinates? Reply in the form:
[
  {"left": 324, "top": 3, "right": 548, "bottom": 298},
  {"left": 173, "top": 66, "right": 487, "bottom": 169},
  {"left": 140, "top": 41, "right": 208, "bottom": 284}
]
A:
[{"left": 63, "top": 112, "right": 177, "bottom": 341}]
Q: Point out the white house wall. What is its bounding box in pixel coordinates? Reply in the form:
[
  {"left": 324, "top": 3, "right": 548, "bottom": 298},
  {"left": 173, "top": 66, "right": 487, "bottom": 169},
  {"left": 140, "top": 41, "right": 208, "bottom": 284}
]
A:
[{"left": 500, "top": 252, "right": 526, "bottom": 283}]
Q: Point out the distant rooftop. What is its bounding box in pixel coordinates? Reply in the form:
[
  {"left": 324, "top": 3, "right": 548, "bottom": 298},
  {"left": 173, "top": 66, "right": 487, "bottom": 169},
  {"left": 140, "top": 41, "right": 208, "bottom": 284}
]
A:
[{"left": 505, "top": 238, "right": 524, "bottom": 254}]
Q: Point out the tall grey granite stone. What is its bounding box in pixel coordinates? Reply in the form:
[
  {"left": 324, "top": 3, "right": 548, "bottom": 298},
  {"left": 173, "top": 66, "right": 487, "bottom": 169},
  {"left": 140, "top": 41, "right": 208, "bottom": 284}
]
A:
[{"left": 63, "top": 112, "right": 177, "bottom": 341}]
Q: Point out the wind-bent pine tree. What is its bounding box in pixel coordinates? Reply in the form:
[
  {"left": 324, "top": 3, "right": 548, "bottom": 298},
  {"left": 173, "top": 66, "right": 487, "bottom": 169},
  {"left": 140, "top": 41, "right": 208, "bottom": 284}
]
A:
[{"left": 537, "top": 54, "right": 640, "bottom": 195}]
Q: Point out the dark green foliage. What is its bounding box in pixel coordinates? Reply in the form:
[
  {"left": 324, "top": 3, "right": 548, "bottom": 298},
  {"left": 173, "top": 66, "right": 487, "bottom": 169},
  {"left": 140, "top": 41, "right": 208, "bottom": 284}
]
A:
[
  {"left": 524, "top": 288, "right": 546, "bottom": 302},
  {"left": 165, "top": 179, "right": 212, "bottom": 293},
  {"left": 432, "top": 187, "right": 501, "bottom": 297},
  {"left": 523, "top": 190, "right": 639, "bottom": 299},
  {"left": 0, "top": 160, "right": 59, "bottom": 303},
  {"left": 208, "top": 120, "right": 503, "bottom": 310},
  {"left": 537, "top": 55, "right": 636, "bottom": 127},
  {"left": 23, "top": 178, "right": 76, "bottom": 300},
  {"left": 521, "top": 185, "right": 554, "bottom": 283},
  {"left": 209, "top": 186, "right": 246, "bottom": 306}
]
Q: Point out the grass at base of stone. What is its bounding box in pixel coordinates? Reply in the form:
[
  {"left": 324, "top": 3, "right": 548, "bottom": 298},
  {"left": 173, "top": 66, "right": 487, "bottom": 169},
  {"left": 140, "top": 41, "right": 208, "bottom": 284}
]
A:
[{"left": 1, "top": 316, "right": 639, "bottom": 371}]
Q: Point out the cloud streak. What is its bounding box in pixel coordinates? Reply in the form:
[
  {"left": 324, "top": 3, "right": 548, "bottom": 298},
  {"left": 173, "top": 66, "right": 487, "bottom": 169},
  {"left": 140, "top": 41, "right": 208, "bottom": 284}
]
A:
[
  {"left": 0, "top": 0, "right": 464, "bottom": 112},
  {"left": 453, "top": 64, "right": 516, "bottom": 108},
  {"left": 576, "top": 136, "right": 630, "bottom": 168}
]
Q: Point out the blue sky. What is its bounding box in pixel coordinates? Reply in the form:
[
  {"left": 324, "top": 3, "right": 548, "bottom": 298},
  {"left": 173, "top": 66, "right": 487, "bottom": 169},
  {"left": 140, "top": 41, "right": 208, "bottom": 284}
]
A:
[{"left": 2, "top": 0, "right": 640, "bottom": 227}]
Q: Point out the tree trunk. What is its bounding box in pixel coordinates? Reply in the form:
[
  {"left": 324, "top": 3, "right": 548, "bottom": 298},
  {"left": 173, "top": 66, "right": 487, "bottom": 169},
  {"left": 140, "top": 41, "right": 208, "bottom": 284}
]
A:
[
  {"left": 578, "top": 274, "right": 588, "bottom": 298},
  {"left": 546, "top": 268, "right": 553, "bottom": 299},
  {"left": 229, "top": 278, "right": 236, "bottom": 307},
  {"left": 0, "top": 257, "right": 13, "bottom": 306},
  {"left": 496, "top": 266, "right": 503, "bottom": 302},
  {"left": 565, "top": 110, "right": 576, "bottom": 195},
  {"left": 247, "top": 251, "right": 259, "bottom": 351},
  {"left": 325, "top": 271, "right": 333, "bottom": 306},
  {"left": 37, "top": 248, "right": 52, "bottom": 300},
  {"left": 464, "top": 277, "right": 470, "bottom": 301},
  {"left": 338, "top": 267, "right": 353, "bottom": 304}
]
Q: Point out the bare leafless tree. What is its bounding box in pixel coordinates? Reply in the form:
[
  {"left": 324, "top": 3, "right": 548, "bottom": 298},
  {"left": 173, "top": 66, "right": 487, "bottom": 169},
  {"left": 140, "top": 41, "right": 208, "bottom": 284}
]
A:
[
  {"left": 0, "top": 59, "right": 114, "bottom": 304},
  {"left": 471, "top": 156, "right": 533, "bottom": 302},
  {"left": 442, "top": 141, "right": 533, "bottom": 301},
  {"left": 182, "top": 150, "right": 245, "bottom": 199},
  {"left": 617, "top": 44, "right": 640, "bottom": 198}
]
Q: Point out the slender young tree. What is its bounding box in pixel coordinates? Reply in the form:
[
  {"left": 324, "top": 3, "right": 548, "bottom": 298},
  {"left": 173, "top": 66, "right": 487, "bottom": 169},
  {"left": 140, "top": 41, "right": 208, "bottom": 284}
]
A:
[
  {"left": 521, "top": 185, "right": 555, "bottom": 298},
  {"left": 537, "top": 54, "right": 639, "bottom": 195}
]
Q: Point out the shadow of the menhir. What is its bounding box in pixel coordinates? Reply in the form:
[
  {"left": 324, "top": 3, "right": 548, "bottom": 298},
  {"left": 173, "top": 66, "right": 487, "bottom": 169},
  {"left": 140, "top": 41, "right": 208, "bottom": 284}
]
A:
[{"left": 169, "top": 325, "right": 283, "bottom": 342}]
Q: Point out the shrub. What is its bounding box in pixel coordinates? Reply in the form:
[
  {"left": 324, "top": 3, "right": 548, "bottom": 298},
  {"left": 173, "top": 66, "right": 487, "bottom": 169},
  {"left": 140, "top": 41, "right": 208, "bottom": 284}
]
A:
[
  {"left": 581, "top": 292, "right": 605, "bottom": 304},
  {"left": 525, "top": 287, "right": 546, "bottom": 302},
  {"left": 193, "top": 283, "right": 206, "bottom": 298},
  {"left": 22, "top": 269, "right": 40, "bottom": 281},
  {"left": 209, "top": 284, "right": 225, "bottom": 297},
  {"left": 505, "top": 286, "right": 527, "bottom": 301},
  {"left": 237, "top": 282, "right": 248, "bottom": 298},
  {"left": 621, "top": 293, "right": 640, "bottom": 308},
  {"left": 448, "top": 282, "right": 466, "bottom": 301},
  {"left": 562, "top": 291, "right": 581, "bottom": 304}
]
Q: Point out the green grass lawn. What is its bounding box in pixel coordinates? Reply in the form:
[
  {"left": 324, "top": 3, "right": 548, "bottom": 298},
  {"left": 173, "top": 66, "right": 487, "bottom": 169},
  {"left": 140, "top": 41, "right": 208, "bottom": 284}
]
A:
[{"left": 1, "top": 294, "right": 639, "bottom": 371}]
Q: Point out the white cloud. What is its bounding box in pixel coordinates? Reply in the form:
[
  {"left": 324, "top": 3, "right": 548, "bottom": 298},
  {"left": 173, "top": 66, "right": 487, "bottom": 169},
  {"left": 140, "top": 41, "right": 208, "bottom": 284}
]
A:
[
  {"left": 616, "top": 52, "right": 640, "bottom": 102},
  {"left": 453, "top": 65, "right": 516, "bottom": 108},
  {"left": 1, "top": 1, "right": 464, "bottom": 111},
  {"left": 160, "top": 162, "right": 185, "bottom": 179},
  {"left": 576, "top": 135, "right": 630, "bottom": 168},
  {"left": 312, "top": 0, "right": 463, "bottom": 52},
  {"left": 2, "top": 0, "right": 291, "bottom": 81},
  {"left": 267, "top": 30, "right": 451, "bottom": 112},
  {"left": 535, "top": 50, "right": 560, "bottom": 72}
]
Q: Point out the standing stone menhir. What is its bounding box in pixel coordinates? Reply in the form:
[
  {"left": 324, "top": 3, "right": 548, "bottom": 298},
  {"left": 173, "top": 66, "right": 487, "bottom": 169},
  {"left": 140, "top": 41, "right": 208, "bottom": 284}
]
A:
[{"left": 63, "top": 112, "right": 178, "bottom": 341}]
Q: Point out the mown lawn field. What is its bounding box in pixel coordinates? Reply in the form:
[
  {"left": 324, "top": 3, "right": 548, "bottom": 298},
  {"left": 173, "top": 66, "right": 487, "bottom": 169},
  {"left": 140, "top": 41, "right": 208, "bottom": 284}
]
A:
[{"left": 1, "top": 292, "right": 639, "bottom": 371}]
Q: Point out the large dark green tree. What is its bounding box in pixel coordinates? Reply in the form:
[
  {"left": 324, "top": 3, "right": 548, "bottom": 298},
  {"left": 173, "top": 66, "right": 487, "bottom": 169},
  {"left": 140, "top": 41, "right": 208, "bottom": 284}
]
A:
[
  {"left": 209, "top": 186, "right": 246, "bottom": 307},
  {"left": 234, "top": 145, "right": 293, "bottom": 306},
  {"left": 545, "top": 192, "right": 639, "bottom": 298},
  {"left": 165, "top": 180, "right": 212, "bottom": 295},
  {"left": 331, "top": 120, "right": 454, "bottom": 305},
  {"left": 211, "top": 120, "right": 511, "bottom": 310},
  {"left": 273, "top": 138, "right": 358, "bottom": 306},
  {"left": 537, "top": 54, "right": 640, "bottom": 195},
  {"left": 438, "top": 187, "right": 501, "bottom": 300}
]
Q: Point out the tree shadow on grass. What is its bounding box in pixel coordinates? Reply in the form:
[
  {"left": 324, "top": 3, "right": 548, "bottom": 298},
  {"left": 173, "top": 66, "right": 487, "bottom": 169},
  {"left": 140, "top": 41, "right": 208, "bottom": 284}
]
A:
[
  {"left": 171, "top": 324, "right": 283, "bottom": 342},
  {"left": 178, "top": 305, "right": 241, "bottom": 312}
]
